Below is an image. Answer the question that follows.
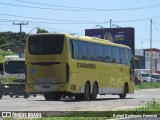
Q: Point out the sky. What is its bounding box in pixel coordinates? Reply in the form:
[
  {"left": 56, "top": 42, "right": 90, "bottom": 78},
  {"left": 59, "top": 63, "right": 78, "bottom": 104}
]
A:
[{"left": 0, "top": 0, "right": 160, "bottom": 49}]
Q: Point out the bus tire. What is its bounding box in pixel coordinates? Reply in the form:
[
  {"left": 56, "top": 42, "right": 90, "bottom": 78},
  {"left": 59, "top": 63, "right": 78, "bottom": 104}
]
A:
[
  {"left": 44, "top": 93, "right": 61, "bottom": 101},
  {"left": 90, "top": 82, "right": 98, "bottom": 100},
  {"left": 24, "top": 93, "right": 29, "bottom": 99},
  {"left": 10, "top": 94, "right": 13, "bottom": 97},
  {"left": 83, "top": 82, "right": 90, "bottom": 100},
  {"left": 119, "top": 84, "right": 128, "bottom": 99},
  {"left": 0, "top": 92, "right": 3, "bottom": 99}
]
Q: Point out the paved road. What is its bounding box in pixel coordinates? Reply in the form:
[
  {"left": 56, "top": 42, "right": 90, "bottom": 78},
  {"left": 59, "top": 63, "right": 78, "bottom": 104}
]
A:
[{"left": 0, "top": 88, "right": 160, "bottom": 111}]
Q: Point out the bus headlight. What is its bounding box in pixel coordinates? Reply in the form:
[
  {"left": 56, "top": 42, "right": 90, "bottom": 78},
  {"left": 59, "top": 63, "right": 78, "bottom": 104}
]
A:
[{"left": 4, "top": 85, "right": 10, "bottom": 89}]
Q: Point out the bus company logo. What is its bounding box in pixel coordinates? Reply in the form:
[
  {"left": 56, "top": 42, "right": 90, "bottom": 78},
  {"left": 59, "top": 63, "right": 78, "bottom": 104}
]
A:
[
  {"left": 77, "top": 62, "right": 96, "bottom": 69},
  {"left": 2, "top": 112, "right": 12, "bottom": 117}
]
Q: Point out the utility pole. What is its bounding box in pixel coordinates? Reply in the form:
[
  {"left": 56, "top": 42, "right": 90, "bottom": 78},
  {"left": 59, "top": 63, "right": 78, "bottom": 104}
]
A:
[
  {"left": 13, "top": 22, "right": 28, "bottom": 57},
  {"left": 110, "top": 19, "right": 112, "bottom": 28},
  {"left": 150, "top": 19, "right": 152, "bottom": 83}
]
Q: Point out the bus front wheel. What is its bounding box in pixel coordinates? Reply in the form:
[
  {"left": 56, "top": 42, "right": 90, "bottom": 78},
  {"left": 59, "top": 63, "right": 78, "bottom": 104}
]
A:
[
  {"left": 83, "top": 82, "right": 90, "bottom": 100},
  {"left": 119, "top": 84, "right": 128, "bottom": 99}
]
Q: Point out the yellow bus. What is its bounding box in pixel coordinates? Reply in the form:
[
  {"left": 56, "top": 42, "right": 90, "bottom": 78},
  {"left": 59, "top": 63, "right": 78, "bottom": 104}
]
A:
[{"left": 25, "top": 33, "right": 134, "bottom": 100}]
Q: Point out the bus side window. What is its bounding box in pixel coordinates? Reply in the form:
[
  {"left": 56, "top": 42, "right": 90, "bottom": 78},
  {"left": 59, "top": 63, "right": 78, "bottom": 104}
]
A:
[
  {"left": 127, "top": 49, "right": 134, "bottom": 68},
  {"left": 103, "top": 45, "right": 112, "bottom": 62},
  {"left": 111, "top": 47, "right": 120, "bottom": 63},
  {"left": 69, "top": 40, "right": 74, "bottom": 58},
  {"left": 94, "top": 44, "right": 104, "bottom": 62},
  {"left": 86, "top": 42, "right": 95, "bottom": 61},
  {"left": 77, "top": 41, "right": 87, "bottom": 60},
  {"left": 119, "top": 48, "right": 127, "bottom": 64},
  {"left": 72, "top": 40, "right": 79, "bottom": 59}
]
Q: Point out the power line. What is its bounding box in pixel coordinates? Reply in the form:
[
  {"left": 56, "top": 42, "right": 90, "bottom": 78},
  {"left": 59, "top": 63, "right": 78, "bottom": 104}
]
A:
[
  {"left": 1, "top": 13, "right": 160, "bottom": 26},
  {"left": 153, "top": 22, "right": 160, "bottom": 26},
  {"left": 0, "top": 13, "right": 103, "bottom": 23},
  {"left": 13, "top": 0, "right": 160, "bottom": 11},
  {"left": 1, "top": 2, "right": 160, "bottom": 11},
  {"left": 153, "top": 23, "right": 160, "bottom": 32},
  {"left": 12, "top": 0, "right": 92, "bottom": 10},
  {"left": 136, "top": 36, "right": 160, "bottom": 42},
  {"left": 0, "top": 18, "right": 103, "bottom": 25}
]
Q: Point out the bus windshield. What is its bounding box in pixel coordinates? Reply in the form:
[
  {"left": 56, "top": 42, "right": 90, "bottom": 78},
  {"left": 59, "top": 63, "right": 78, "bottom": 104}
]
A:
[
  {"left": 28, "top": 34, "right": 64, "bottom": 55},
  {"left": 4, "top": 61, "right": 25, "bottom": 74}
]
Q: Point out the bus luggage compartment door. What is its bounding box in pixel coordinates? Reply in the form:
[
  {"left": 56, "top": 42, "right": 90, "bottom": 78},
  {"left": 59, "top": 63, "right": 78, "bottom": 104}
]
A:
[{"left": 31, "top": 62, "right": 67, "bottom": 84}]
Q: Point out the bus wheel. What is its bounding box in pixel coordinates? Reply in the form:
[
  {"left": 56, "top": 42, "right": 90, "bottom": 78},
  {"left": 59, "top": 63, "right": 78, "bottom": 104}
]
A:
[
  {"left": 83, "top": 82, "right": 90, "bottom": 100},
  {"left": 0, "top": 92, "right": 3, "bottom": 99},
  {"left": 44, "top": 93, "right": 61, "bottom": 101},
  {"left": 90, "top": 83, "right": 98, "bottom": 100},
  {"left": 24, "top": 93, "right": 29, "bottom": 99},
  {"left": 10, "top": 94, "right": 13, "bottom": 97},
  {"left": 119, "top": 84, "right": 128, "bottom": 99},
  {"left": 16, "top": 95, "right": 19, "bottom": 98}
]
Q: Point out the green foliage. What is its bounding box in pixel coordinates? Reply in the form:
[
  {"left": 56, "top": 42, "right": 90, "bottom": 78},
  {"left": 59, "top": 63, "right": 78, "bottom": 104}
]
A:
[
  {"left": 136, "top": 99, "right": 160, "bottom": 111},
  {"left": 37, "top": 28, "right": 48, "bottom": 33},
  {"left": 0, "top": 31, "right": 26, "bottom": 50},
  {"left": 0, "top": 77, "right": 17, "bottom": 83},
  {"left": 135, "top": 82, "right": 160, "bottom": 89},
  {"left": 0, "top": 49, "right": 14, "bottom": 63}
]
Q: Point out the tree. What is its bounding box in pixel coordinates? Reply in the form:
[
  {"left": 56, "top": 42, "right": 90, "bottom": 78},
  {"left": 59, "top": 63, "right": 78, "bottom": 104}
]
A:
[
  {"left": 36, "top": 28, "right": 48, "bottom": 33},
  {"left": 0, "top": 50, "right": 14, "bottom": 63},
  {"left": 0, "top": 31, "right": 26, "bottom": 50}
]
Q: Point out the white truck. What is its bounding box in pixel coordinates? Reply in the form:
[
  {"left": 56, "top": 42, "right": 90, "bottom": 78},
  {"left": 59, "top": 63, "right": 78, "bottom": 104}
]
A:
[
  {"left": 151, "top": 73, "right": 160, "bottom": 82},
  {"left": 134, "top": 69, "right": 152, "bottom": 82}
]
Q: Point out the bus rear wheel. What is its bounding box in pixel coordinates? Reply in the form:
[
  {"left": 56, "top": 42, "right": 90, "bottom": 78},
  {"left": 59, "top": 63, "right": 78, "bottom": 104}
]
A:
[
  {"left": 0, "top": 92, "right": 3, "bottom": 99},
  {"left": 119, "top": 84, "right": 128, "bottom": 99},
  {"left": 90, "top": 83, "right": 98, "bottom": 100},
  {"left": 44, "top": 92, "right": 61, "bottom": 101},
  {"left": 75, "top": 82, "right": 90, "bottom": 100}
]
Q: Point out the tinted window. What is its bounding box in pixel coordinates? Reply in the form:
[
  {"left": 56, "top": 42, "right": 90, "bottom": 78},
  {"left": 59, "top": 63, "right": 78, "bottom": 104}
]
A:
[
  {"left": 103, "top": 45, "right": 112, "bottom": 62},
  {"left": 127, "top": 49, "right": 133, "bottom": 67},
  {"left": 72, "top": 40, "right": 79, "bottom": 59},
  {"left": 77, "top": 41, "right": 87, "bottom": 60},
  {"left": 29, "top": 35, "right": 64, "bottom": 55},
  {"left": 86, "top": 42, "right": 95, "bottom": 60},
  {"left": 94, "top": 44, "right": 104, "bottom": 61},
  {"left": 119, "top": 48, "right": 127, "bottom": 64},
  {"left": 4, "top": 61, "right": 25, "bottom": 74},
  {"left": 111, "top": 47, "right": 120, "bottom": 63}
]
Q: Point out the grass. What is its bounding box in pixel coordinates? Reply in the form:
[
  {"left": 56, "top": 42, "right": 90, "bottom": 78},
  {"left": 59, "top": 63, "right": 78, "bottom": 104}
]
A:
[
  {"left": 135, "top": 82, "right": 160, "bottom": 89},
  {"left": 135, "top": 99, "right": 160, "bottom": 111}
]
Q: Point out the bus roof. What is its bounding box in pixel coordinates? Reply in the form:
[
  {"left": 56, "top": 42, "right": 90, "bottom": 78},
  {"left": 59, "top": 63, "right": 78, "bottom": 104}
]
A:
[
  {"left": 4, "top": 55, "right": 25, "bottom": 61},
  {"left": 66, "top": 34, "right": 130, "bottom": 49},
  {"left": 28, "top": 33, "right": 131, "bottom": 49}
]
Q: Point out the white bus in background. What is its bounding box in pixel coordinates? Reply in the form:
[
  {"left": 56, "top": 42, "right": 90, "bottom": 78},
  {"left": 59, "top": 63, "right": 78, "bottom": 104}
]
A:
[
  {"left": 134, "top": 69, "right": 153, "bottom": 82},
  {"left": 0, "top": 55, "right": 25, "bottom": 81},
  {"left": 0, "top": 55, "right": 28, "bottom": 98}
]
